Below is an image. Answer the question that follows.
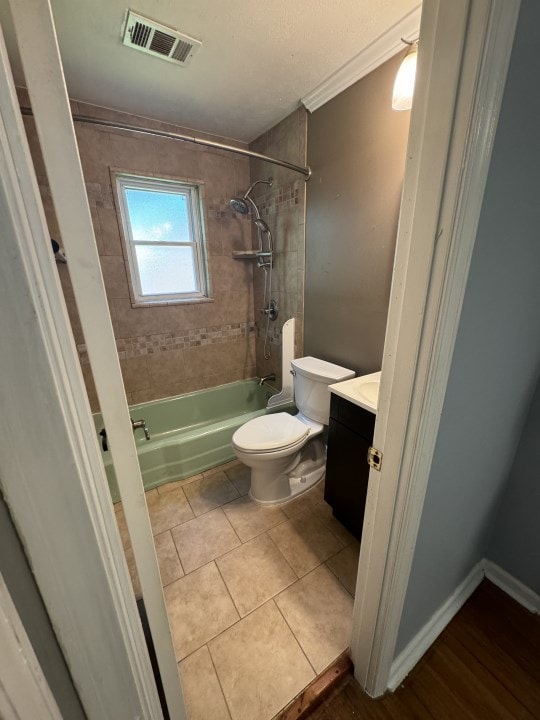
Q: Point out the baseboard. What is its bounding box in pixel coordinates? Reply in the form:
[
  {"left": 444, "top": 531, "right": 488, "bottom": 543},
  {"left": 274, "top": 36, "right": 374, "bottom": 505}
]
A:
[
  {"left": 388, "top": 558, "right": 540, "bottom": 691},
  {"left": 483, "top": 559, "right": 540, "bottom": 614},
  {"left": 388, "top": 561, "right": 484, "bottom": 691}
]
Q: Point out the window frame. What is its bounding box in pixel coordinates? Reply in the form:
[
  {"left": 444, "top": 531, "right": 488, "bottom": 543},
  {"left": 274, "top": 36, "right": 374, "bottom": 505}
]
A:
[{"left": 114, "top": 172, "right": 210, "bottom": 306}]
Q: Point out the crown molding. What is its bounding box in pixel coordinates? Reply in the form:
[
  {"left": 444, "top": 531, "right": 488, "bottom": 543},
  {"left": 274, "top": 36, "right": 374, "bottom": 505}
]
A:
[{"left": 301, "top": 4, "right": 422, "bottom": 112}]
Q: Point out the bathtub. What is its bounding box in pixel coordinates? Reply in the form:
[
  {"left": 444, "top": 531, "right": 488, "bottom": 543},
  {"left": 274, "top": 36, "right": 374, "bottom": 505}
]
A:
[{"left": 94, "top": 379, "right": 292, "bottom": 502}]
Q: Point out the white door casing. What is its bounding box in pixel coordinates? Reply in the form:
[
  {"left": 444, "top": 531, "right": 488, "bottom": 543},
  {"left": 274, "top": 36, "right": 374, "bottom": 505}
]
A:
[
  {"left": 0, "top": 1, "right": 186, "bottom": 717},
  {"left": 350, "top": 0, "right": 520, "bottom": 696}
]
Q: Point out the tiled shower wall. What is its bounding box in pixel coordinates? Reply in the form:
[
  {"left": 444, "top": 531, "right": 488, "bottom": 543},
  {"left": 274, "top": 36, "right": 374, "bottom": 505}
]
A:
[
  {"left": 249, "top": 108, "right": 308, "bottom": 388},
  {"left": 22, "top": 92, "right": 257, "bottom": 409}
]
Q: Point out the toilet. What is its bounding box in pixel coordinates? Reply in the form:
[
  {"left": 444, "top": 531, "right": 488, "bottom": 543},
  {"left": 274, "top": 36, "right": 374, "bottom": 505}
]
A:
[{"left": 232, "top": 356, "right": 355, "bottom": 505}]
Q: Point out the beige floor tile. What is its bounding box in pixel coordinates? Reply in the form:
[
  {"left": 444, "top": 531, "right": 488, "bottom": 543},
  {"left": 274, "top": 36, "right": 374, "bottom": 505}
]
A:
[
  {"left": 154, "top": 530, "right": 184, "bottom": 586},
  {"left": 275, "top": 565, "right": 354, "bottom": 673},
  {"left": 164, "top": 562, "right": 239, "bottom": 661},
  {"left": 171, "top": 508, "right": 241, "bottom": 574},
  {"left": 146, "top": 486, "right": 194, "bottom": 535},
  {"left": 325, "top": 542, "right": 360, "bottom": 597},
  {"left": 216, "top": 533, "right": 296, "bottom": 616},
  {"left": 114, "top": 507, "right": 131, "bottom": 550},
  {"left": 184, "top": 471, "right": 239, "bottom": 516},
  {"left": 203, "top": 459, "right": 241, "bottom": 477},
  {"left": 312, "top": 500, "right": 356, "bottom": 546},
  {"left": 268, "top": 508, "right": 344, "bottom": 577},
  {"left": 282, "top": 483, "right": 325, "bottom": 519},
  {"left": 225, "top": 463, "right": 251, "bottom": 496},
  {"left": 178, "top": 646, "right": 231, "bottom": 720},
  {"left": 222, "top": 495, "right": 287, "bottom": 542},
  {"left": 157, "top": 474, "right": 203, "bottom": 494},
  {"left": 209, "top": 601, "right": 314, "bottom": 720}
]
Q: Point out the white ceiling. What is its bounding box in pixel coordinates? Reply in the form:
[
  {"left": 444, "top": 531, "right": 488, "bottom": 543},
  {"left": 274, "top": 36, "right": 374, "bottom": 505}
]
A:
[{"left": 1, "top": 0, "right": 419, "bottom": 143}]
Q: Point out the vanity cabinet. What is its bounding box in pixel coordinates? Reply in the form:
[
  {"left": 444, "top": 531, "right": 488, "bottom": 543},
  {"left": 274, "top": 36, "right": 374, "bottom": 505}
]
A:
[{"left": 324, "top": 393, "right": 375, "bottom": 540}]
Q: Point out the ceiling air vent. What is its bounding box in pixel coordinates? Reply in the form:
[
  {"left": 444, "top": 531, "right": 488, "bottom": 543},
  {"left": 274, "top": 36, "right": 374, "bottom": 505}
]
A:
[{"left": 122, "top": 10, "right": 201, "bottom": 66}]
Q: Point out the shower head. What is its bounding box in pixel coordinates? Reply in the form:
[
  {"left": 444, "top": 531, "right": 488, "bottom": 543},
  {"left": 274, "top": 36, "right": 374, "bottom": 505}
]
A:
[
  {"left": 229, "top": 179, "right": 273, "bottom": 217},
  {"left": 229, "top": 197, "right": 250, "bottom": 214},
  {"left": 254, "top": 219, "right": 271, "bottom": 233}
]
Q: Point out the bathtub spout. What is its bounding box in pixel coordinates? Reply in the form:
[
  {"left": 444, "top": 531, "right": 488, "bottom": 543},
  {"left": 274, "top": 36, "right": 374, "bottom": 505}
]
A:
[
  {"left": 131, "top": 418, "right": 150, "bottom": 441},
  {"left": 258, "top": 373, "right": 276, "bottom": 387}
]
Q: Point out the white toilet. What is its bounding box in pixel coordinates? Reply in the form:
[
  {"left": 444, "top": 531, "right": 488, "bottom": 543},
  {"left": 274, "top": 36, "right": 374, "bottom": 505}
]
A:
[{"left": 232, "top": 356, "right": 355, "bottom": 505}]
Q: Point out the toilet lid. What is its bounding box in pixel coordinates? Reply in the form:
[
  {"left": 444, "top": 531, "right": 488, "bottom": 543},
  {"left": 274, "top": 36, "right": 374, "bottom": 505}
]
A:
[{"left": 233, "top": 413, "right": 310, "bottom": 452}]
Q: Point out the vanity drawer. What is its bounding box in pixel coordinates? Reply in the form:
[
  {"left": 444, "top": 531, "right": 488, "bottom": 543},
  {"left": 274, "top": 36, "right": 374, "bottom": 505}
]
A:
[{"left": 330, "top": 393, "right": 375, "bottom": 439}]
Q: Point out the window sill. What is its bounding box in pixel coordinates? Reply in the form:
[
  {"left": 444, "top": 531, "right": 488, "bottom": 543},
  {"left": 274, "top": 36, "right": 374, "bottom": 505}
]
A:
[{"left": 130, "top": 297, "right": 214, "bottom": 309}]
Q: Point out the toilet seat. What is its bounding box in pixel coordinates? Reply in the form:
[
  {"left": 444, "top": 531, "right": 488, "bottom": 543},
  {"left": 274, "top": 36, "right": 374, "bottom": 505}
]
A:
[{"left": 232, "top": 412, "right": 310, "bottom": 454}]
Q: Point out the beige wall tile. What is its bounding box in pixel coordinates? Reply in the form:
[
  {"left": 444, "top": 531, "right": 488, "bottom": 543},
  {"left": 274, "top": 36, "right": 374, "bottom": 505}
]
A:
[
  {"left": 120, "top": 355, "right": 150, "bottom": 393},
  {"left": 96, "top": 206, "right": 123, "bottom": 256},
  {"left": 146, "top": 348, "right": 185, "bottom": 389},
  {"left": 26, "top": 94, "right": 302, "bottom": 406},
  {"left": 101, "top": 255, "right": 130, "bottom": 300}
]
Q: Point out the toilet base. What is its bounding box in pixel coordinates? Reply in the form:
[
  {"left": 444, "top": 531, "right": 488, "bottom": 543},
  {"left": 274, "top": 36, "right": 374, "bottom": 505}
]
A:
[{"left": 248, "top": 438, "right": 326, "bottom": 506}]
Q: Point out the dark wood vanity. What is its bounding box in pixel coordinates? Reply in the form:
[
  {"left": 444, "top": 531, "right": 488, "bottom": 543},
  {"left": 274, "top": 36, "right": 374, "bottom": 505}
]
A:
[{"left": 324, "top": 392, "right": 375, "bottom": 540}]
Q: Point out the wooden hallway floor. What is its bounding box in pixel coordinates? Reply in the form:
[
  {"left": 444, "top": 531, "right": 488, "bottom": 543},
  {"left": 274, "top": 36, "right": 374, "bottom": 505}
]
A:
[{"left": 307, "top": 580, "right": 540, "bottom": 719}]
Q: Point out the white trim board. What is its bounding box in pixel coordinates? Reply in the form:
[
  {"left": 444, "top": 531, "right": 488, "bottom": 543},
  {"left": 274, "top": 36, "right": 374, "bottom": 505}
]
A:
[
  {"left": 388, "top": 559, "right": 539, "bottom": 691},
  {"left": 0, "top": 575, "right": 62, "bottom": 720},
  {"left": 7, "top": 1, "right": 186, "bottom": 717},
  {"left": 349, "top": 0, "right": 521, "bottom": 698},
  {"left": 301, "top": 4, "right": 422, "bottom": 112},
  {"left": 0, "top": 18, "right": 163, "bottom": 720},
  {"left": 484, "top": 560, "right": 540, "bottom": 614},
  {"left": 388, "top": 561, "right": 484, "bottom": 691}
]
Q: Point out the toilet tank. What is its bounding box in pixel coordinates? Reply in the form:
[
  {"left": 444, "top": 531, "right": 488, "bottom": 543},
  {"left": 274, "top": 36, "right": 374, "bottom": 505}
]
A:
[{"left": 291, "top": 356, "right": 355, "bottom": 424}]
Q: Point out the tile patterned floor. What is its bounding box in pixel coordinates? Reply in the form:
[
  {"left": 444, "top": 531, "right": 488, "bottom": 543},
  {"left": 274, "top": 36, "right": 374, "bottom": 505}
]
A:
[{"left": 115, "top": 460, "right": 359, "bottom": 720}]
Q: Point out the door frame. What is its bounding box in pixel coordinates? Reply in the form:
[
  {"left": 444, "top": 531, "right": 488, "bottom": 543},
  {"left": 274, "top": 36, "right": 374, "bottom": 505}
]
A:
[
  {"left": 1, "top": 1, "right": 186, "bottom": 717},
  {"left": 350, "top": 0, "right": 520, "bottom": 696},
  {"left": 0, "top": 0, "right": 521, "bottom": 714},
  {"left": 0, "top": 576, "right": 63, "bottom": 720}
]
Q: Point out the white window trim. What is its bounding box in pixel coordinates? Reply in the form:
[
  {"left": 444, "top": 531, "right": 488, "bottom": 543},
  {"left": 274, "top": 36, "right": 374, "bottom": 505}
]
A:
[{"left": 115, "top": 172, "right": 209, "bottom": 305}]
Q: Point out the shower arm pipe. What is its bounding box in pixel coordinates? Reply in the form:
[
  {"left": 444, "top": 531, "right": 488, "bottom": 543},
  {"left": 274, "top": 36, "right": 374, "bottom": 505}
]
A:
[{"left": 19, "top": 106, "right": 312, "bottom": 180}]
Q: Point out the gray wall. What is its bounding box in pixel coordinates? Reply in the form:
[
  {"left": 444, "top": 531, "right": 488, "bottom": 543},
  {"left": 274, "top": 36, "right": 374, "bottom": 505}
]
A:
[
  {"left": 487, "top": 376, "right": 540, "bottom": 594},
  {"left": 395, "top": 0, "right": 540, "bottom": 655},
  {"left": 0, "top": 495, "right": 86, "bottom": 718},
  {"left": 304, "top": 52, "right": 410, "bottom": 374}
]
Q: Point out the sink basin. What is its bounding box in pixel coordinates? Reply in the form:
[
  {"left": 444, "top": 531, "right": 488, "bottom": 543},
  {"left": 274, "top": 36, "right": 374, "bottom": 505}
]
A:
[
  {"left": 350, "top": 380, "right": 380, "bottom": 406},
  {"left": 329, "top": 371, "right": 381, "bottom": 414}
]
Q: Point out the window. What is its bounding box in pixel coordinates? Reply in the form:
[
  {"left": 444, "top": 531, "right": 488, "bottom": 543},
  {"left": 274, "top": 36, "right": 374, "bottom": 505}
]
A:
[{"left": 115, "top": 173, "right": 209, "bottom": 305}]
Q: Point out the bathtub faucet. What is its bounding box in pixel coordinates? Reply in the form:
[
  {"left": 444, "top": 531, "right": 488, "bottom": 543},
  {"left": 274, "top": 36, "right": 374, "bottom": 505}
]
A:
[
  {"left": 258, "top": 373, "right": 276, "bottom": 387},
  {"left": 131, "top": 418, "right": 150, "bottom": 441}
]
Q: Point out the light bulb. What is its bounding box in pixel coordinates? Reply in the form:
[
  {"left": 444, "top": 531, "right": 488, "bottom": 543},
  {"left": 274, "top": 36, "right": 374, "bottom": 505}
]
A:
[{"left": 392, "top": 47, "right": 418, "bottom": 111}]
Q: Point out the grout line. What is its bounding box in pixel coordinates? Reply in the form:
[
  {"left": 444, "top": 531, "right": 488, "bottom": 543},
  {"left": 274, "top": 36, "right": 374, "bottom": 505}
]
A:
[
  {"left": 273, "top": 598, "right": 317, "bottom": 677},
  {"left": 205, "top": 643, "right": 233, "bottom": 720},
  {"left": 168, "top": 529, "right": 185, "bottom": 579},
  {"left": 266, "top": 531, "right": 301, "bottom": 579},
  {"left": 214, "top": 558, "right": 243, "bottom": 618}
]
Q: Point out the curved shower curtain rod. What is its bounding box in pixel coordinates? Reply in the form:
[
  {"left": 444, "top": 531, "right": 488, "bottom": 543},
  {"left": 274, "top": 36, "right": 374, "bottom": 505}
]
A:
[{"left": 19, "top": 106, "right": 312, "bottom": 180}]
